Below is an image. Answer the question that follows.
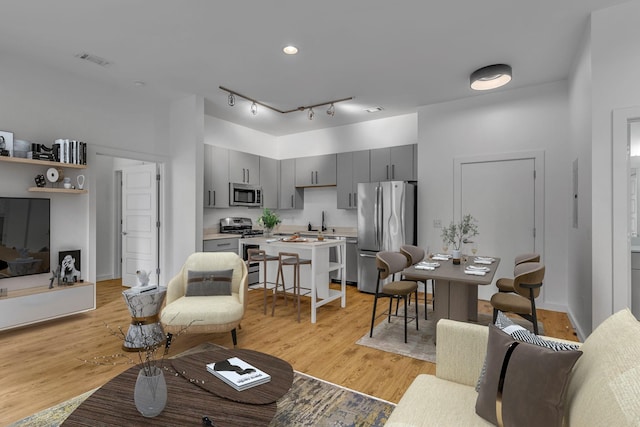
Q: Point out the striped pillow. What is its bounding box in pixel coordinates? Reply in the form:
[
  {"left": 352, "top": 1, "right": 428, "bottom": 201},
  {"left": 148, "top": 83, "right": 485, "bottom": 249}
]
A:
[{"left": 186, "top": 269, "right": 233, "bottom": 296}]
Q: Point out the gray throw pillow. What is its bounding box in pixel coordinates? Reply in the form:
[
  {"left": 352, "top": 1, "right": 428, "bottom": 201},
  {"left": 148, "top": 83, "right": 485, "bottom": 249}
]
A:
[
  {"left": 185, "top": 269, "right": 233, "bottom": 296},
  {"left": 475, "top": 325, "right": 582, "bottom": 427}
]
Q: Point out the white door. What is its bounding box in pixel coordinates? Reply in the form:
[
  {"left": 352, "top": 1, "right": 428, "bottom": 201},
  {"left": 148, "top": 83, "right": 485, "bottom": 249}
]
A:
[
  {"left": 121, "top": 163, "right": 158, "bottom": 287},
  {"left": 455, "top": 153, "right": 543, "bottom": 301}
]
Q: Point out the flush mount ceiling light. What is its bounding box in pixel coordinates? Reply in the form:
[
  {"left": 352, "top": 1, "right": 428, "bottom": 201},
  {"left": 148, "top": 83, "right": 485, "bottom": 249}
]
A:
[
  {"left": 470, "top": 64, "right": 512, "bottom": 91},
  {"left": 365, "top": 107, "right": 384, "bottom": 113},
  {"left": 219, "top": 86, "right": 352, "bottom": 119},
  {"left": 283, "top": 45, "right": 298, "bottom": 55}
]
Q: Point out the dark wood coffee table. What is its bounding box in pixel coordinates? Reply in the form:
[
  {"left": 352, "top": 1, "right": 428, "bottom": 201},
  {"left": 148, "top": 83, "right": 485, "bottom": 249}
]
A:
[{"left": 62, "top": 349, "right": 293, "bottom": 426}]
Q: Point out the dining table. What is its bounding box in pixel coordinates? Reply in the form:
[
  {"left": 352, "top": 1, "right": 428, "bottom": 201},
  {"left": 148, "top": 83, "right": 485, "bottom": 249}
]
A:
[{"left": 402, "top": 255, "right": 501, "bottom": 324}]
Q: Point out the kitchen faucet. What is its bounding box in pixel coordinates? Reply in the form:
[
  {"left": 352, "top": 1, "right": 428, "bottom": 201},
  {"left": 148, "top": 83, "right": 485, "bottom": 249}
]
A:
[{"left": 321, "top": 211, "right": 327, "bottom": 231}]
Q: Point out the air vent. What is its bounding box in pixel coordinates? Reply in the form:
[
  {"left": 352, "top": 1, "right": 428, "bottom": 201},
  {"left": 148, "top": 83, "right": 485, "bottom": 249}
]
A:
[{"left": 74, "top": 52, "right": 112, "bottom": 67}]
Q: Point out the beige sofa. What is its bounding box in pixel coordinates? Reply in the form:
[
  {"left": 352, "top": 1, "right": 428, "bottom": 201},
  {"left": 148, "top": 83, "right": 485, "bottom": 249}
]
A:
[{"left": 385, "top": 309, "right": 640, "bottom": 426}]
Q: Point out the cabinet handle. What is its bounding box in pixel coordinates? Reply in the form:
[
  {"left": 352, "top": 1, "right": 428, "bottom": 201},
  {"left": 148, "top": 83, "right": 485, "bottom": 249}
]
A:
[
  {"left": 213, "top": 190, "right": 216, "bottom": 206},
  {"left": 247, "top": 169, "right": 250, "bottom": 183},
  {"left": 348, "top": 193, "right": 351, "bottom": 207},
  {"left": 315, "top": 171, "right": 318, "bottom": 184},
  {"left": 392, "top": 164, "right": 395, "bottom": 180},
  {"left": 208, "top": 190, "right": 211, "bottom": 206},
  {"left": 386, "top": 165, "right": 389, "bottom": 180},
  {"left": 353, "top": 192, "right": 357, "bottom": 207},
  {"left": 291, "top": 194, "right": 294, "bottom": 207},
  {"left": 310, "top": 171, "right": 314, "bottom": 184},
  {"left": 243, "top": 168, "right": 246, "bottom": 183}
]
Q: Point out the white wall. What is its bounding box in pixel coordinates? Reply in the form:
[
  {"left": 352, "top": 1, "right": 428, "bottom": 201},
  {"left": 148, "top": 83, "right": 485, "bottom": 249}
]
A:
[
  {"left": 591, "top": 0, "right": 640, "bottom": 329},
  {"left": 567, "top": 23, "right": 593, "bottom": 339},
  {"left": 0, "top": 51, "right": 172, "bottom": 288},
  {"left": 418, "top": 81, "right": 571, "bottom": 310}
]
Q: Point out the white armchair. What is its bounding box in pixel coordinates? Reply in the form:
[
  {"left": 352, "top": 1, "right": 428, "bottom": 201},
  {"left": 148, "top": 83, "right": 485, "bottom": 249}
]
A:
[{"left": 160, "top": 252, "right": 248, "bottom": 346}]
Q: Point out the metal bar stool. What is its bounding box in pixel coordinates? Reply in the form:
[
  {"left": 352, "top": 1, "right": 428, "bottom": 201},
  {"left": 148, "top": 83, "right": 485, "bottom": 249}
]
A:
[
  {"left": 272, "top": 251, "right": 311, "bottom": 322},
  {"left": 247, "top": 248, "right": 279, "bottom": 314}
]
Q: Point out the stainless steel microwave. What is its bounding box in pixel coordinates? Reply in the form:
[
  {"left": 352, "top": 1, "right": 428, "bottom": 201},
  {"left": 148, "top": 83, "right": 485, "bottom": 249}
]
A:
[{"left": 229, "top": 182, "right": 262, "bottom": 207}]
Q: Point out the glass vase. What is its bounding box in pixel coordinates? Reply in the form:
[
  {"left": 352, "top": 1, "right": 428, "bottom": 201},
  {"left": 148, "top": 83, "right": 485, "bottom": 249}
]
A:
[
  {"left": 264, "top": 227, "right": 274, "bottom": 238},
  {"left": 134, "top": 366, "right": 167, "bottom": 417}
]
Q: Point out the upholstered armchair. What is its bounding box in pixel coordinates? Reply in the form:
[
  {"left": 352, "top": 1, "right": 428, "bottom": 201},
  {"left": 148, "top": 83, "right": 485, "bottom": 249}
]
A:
[{"left": 160, "top": 252, "right": 248, "bottom": 346}]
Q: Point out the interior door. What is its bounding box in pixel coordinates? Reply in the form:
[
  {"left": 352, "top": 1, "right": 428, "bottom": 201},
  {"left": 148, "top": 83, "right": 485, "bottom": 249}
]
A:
[
  {"left": 121, "top": 163, "right": 158, "bottom": 287},
  {"left": 457, "top": 156, "right": 540, "bottom": 301}
]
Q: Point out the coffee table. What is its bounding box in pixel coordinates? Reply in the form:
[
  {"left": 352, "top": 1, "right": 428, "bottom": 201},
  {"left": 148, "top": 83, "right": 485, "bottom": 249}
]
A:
[{"left": 62, "top": 349, "right": 293, "bottom": 426}]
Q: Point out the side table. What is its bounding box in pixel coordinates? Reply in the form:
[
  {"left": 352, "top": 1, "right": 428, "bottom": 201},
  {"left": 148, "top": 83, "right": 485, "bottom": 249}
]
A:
[{"left": 121, "top": 286, "right": 167, "bottom": 351}]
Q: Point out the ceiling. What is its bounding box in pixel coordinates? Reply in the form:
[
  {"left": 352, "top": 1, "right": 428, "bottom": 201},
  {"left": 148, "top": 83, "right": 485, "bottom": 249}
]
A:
[{"left": 0, "top": 1, "right": 630, "bottom": 136}]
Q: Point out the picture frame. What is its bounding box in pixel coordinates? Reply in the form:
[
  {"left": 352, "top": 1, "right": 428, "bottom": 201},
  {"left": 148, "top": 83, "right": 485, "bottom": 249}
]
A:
[
  {"left": 0, "top": 130, "right": 14, "bottom": 157},
  {"left": 58, "top": 250, "right": 81, "bottom": 284}
]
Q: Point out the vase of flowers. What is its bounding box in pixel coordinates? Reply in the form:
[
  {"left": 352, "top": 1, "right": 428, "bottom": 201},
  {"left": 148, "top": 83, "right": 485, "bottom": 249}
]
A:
[
  {"left": 441, "top": 214, "right": 479, "bottom": 265},
  {"left": 257, "top": 208, "right": 281, "bottom": 237}
]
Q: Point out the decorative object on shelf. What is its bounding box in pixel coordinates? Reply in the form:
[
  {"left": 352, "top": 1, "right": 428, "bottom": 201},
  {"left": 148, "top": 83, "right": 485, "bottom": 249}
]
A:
[
  {"left": 257, "top": 208, "right": 281, "bottom": 237},
  {"left": 219, "top": 86, "right": 353, "bottom": 120},
  {"left": 49, "top": 266, "right": 60, "bottom": 289},
  {"left": 63, "top": 177, "right": 72, "bottom": 189},
  {"left": 58, "top": 250, "right": 81, "bottom": 284},
  {"left": 46, "top": 167, "right": 64, "bottom": 183},
  {"left": 13, "top": 139, "right": 31, "bottom": 158},
  {"left": 0, "top": 130, "right": 13, "bottom": 156},
  {"left": 441, "top": 214, "right": 479, "bottom": 265},
  {"left": 34, "top": 174, "right": 46, "bottom": 187},
  {"left": 77, "top": 174, "right": 85, "bottom": 190}
]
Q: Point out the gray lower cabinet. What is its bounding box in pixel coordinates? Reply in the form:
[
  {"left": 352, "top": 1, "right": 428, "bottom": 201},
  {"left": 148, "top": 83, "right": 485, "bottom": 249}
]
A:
[
  {"left": 204, "top": 144, "right": 229, "bottom": 208},
  {"left": 295, "top": 154, "right": 337, "bottom": 187},
  {"left": 632, "top": 252, "right": 640, "bottom": 318},
  {"left": 279, "top": 158, "right": 303, "bottom": 209},
  {"left": 370, "top": 144, "right": 416, "bottom": 182},
  {"left": 337, "top": 151, "right": 370, "bottom": 209},
  {"left": 260, "top": 156, "right": 278, "bottom": 209},
  {"left": 203, "top": 237, "right": 239, "bottom": 253}
]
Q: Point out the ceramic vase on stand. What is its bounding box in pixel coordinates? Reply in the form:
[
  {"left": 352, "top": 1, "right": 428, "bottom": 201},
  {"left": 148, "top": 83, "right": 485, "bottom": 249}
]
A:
[
  {"left": 452, "top": 249, "right": 461, "bottom": 265},
  {"left": 134, "top": 366, "right": 167, "bottom": 417}
]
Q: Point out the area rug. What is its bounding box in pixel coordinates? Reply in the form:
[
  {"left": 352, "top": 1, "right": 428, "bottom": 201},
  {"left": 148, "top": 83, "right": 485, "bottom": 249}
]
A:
[
  {"left": 356, "top": 304, "right": 543, "bottom": 363},
  {"left": 9, "top": 343, "right": 395, "bottom": 427}
]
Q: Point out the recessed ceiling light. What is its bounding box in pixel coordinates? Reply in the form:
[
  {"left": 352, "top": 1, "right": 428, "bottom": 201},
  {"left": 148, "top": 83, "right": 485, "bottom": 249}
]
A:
[
  {"left": 283, "top": 45, "right": 298, "bottom": 55},
  {"left": 365, "top": 107, "right": 384, "bottom": 113},
  {"left": 133, "top": 81, "right": 146, "bottom": 87}
]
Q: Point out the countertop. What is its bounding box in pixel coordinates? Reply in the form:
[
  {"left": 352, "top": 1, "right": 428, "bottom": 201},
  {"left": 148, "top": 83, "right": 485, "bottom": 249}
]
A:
[{"left": 203, "top": 226, "right": 357, "bottom": 241}]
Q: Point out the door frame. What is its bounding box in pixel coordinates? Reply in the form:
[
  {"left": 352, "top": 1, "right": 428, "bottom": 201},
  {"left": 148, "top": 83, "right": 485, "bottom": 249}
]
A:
[
  {"left": 612, "top": 106, "right": 640, "bottom": 314},
  {"left": 90, "top": 145, "right": 167, "bottom": 287}
]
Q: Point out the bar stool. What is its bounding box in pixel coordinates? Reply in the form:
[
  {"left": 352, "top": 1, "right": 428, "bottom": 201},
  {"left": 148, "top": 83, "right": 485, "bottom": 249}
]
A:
[
  {"left": 272, "top": 251, "right": 311, "bottom": 322},
  {"left": 247, "top": 248, "right": 279, "bottom": 314}
]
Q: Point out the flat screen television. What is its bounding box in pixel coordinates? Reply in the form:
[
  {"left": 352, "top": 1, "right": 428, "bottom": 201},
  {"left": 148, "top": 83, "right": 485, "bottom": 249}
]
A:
[{"left": 0, "top": 197, "right": 50, "bottom": 279}]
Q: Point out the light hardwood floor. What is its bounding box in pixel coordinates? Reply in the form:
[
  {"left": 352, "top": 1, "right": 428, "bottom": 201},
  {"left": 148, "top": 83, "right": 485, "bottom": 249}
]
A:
[{"left": 0, "top": 280, "right": 577, "bottom": 425}]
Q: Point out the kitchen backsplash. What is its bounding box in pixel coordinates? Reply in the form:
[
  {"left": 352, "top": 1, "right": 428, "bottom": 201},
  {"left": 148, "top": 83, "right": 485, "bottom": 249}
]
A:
[{"left": 203, "top": 186, "right": 357, "bottom": 232}]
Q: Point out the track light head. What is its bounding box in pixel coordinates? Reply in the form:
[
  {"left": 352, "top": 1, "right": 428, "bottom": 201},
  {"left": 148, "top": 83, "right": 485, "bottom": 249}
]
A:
[
  {"left": 308, "top": 108, "right": 315, "bottom": 120},
  {"left": 228, "top": 93, "right": 235, "bottom": 106},
  {"left": 250, "top": 102, "right": 258, "bottom": 115},
  {"left": 326, "top": 103, "right": 335, "bottom": 117}
]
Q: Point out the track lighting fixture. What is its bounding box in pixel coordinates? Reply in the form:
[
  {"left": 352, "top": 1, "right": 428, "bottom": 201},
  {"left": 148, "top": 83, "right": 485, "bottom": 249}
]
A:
[
  {"left": 326, "top": 103, "right": 335, "bottom": 117},
  {"left": 219, "top": 86, "right": 352, "bottom": 119}
]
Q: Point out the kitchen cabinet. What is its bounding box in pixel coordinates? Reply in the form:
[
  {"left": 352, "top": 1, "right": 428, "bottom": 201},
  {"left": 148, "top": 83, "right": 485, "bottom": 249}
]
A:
[
  {"left": 295, "top": 154, "right": 337, "bottom": 187},
  {"left": 259, "top": 156, "right": 278, "bottom": 209},
  {"left": 337, "top": 151, "right": 370, "bottom": 209},
  {"left": 229, "top": 150, "right": 259, "bottom": 185},
  {"left": 632, "top": 252, "right": 640, "bottom": 318},
  {"left": 370, "top": 144, "right": 416, "bottom": 182},
  {"left": 204, "top": 144, "right": 229, "bottom": 208},
  {"left": 279, "top": 158, "right": 303, "bottom": 209}
]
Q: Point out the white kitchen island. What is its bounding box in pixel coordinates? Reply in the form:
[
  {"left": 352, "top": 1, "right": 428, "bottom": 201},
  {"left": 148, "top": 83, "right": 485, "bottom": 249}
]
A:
[{"left": 239, "top": 236, "right": 346, "bottom": 323}]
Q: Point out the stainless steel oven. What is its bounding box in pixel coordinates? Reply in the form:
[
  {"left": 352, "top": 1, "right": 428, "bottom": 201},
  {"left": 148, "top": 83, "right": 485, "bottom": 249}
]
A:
[
  {"left": 219, "top": 217, "right": 261, "bottom": 286},
  {"left": 229, "top": 183, "right": 262, "bottom": 207}
]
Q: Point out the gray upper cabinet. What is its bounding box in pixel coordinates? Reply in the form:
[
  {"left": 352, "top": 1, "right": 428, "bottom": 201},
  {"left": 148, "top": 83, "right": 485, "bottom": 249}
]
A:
[
  {"left": 279, "top": 158, "right": 303, "bottom": 209},
  {"left": 295, "top": 154, "right": 337, "bottom": 187},
  {"left": 370, "top": 144, "right": 416, "bottom": 182},
  {"left": 204, "top": 144, "right": 229, "bottom": 208},
  {"left": 259, "top": 156, "right": 278, "bottom": 209},
  {"left": 229, "top": 150, "right": 260, "bottom": 184},
  {"left": 337, "top": 151, "right": 370, "bottom": 209}
]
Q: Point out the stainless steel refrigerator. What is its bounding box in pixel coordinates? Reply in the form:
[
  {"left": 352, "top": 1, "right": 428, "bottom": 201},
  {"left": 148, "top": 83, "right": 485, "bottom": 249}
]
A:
[{"left": 357, "top": 181, "right": 416, "bottom": 293}]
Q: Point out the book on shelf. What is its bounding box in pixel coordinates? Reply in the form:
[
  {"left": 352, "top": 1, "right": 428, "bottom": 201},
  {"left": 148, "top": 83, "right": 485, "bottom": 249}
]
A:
[{"left": 206, "top": 357, "right": 271, "bottom": 391}]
